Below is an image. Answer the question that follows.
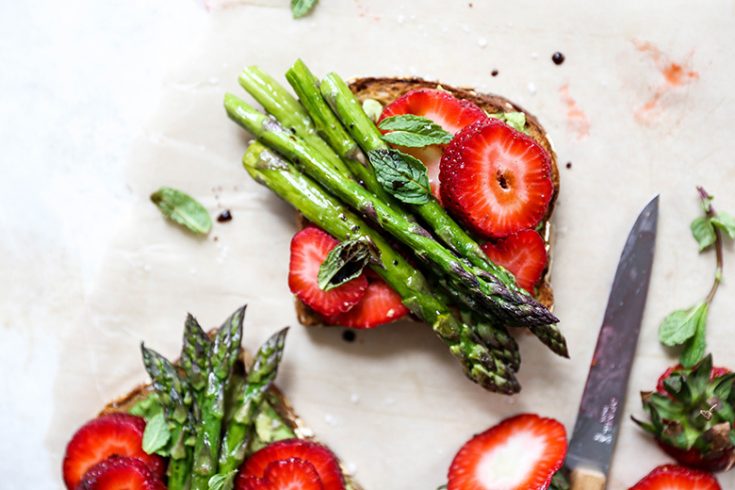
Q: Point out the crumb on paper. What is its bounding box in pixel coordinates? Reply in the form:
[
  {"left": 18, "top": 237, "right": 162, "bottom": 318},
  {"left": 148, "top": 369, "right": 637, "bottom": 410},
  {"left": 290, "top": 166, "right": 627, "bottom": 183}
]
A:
[
  {"left": 632, "top": 40, "right": 699, "bottom": 124},
  {"left": 559, "top": 83, "right": 590, "bottom": 139}
]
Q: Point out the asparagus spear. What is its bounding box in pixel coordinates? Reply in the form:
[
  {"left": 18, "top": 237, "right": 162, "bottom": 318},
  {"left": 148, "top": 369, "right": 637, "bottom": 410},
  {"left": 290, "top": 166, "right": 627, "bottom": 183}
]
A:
[
  {"left": 242, "top": 141, "right": 520, "bottom": 393},
  {"left": 319, "top": 73, "right": 567, "bottom": 357},
  {"left": 181, "top": 313, "right": 211, "bottom": 419},
  {"left": 191, "top": 306, "right": 246, "bottom": 490},
  {"left": 219, "top": 327, "right": 289, "bottom": 473},
  {"left": 141, "top": 345, "right": 193, "bottom": 490},
  {"left": 225, "top": 95, "right": 557, "bottom": 334}
]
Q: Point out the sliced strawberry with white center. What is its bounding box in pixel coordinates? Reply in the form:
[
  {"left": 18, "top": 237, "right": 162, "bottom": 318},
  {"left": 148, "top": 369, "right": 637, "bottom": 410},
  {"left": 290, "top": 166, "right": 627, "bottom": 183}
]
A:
[
  {"left": 237, "top": 439, "right": 345, "bottom": 490},
  {"left": 76, "top": 456, "right": 166, "bottom": 490},
  {"left": 629, "top": 464, "right": 722, "bottom": 490},
  {"left": 327, "top": 276, "right": 409, "bottom": 329},
  {"left": 237, "top": 458, "right": 325, "bottom": 490},
  {"left": 481, "top": 229, "right": 548, "bottom": 293},
  {"left": 379, "top": 89, "right": 487, "bottom": 198},
  {"left": 289, "top": 227, "right": 368, "bottom": 318},
  {"left": 440, "top": 118, "right": 553, "bottom": 238},
  {"left": 63, "top": 414, "right": 165, "bottom": 489},
  {"left": 448, "top": 413, "right": 567, "bottom": 490}
]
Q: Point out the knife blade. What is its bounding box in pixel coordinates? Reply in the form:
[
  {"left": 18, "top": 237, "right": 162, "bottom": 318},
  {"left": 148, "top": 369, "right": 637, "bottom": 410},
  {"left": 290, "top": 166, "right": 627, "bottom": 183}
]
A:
[{"left": 566, "top": 196, "right": 659, "bottom": 489}]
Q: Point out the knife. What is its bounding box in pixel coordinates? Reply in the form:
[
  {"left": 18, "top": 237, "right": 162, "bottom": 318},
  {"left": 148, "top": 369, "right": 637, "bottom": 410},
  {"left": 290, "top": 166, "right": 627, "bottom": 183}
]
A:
[{"left": 567, "top": 196, "right": 659, "bottom": 490}]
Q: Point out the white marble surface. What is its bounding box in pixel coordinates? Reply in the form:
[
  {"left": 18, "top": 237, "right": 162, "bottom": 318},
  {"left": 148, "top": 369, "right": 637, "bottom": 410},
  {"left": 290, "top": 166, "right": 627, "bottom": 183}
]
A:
[{"left": 2, "top": 1, "right": 735, "bottom": 488}]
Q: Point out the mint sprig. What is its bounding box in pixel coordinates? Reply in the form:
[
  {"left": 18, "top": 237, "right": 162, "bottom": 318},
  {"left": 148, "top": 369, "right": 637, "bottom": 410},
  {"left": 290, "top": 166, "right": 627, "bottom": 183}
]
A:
[
  {"left": 367, "top": 148, "right": 432, "bottom": 204},
  {"left": 658, "top": 187, "right": 732, "bottom": 366},
  {"left": 379, "top": 114, "right": 453, "bottom": 148}
]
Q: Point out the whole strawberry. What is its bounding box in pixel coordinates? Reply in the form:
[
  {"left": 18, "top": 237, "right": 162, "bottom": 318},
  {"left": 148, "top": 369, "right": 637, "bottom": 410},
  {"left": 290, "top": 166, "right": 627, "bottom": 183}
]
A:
[{"left": 633, "top": 354, "right": 735, "bottom": 472}]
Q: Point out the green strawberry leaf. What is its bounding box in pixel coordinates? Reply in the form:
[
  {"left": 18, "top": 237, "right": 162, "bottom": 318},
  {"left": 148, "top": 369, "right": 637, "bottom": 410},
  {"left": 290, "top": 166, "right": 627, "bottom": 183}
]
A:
[
  {"left": 368, "top": 149, "right": 432, "bottom": 204},
  {"left": 659, "top": 302, "right": 707, "bottom": 346},
  {"left": 317, "top": 237, "right": 376, "bottom": 291},
  {"left": 379, "top": 114, "right": 453, "bottom": 148}
]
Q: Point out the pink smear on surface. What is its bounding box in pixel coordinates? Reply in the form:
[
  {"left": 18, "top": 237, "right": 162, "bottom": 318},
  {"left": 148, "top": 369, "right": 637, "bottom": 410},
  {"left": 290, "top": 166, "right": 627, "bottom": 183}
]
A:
[
  {"left": 354, "top": 0, "right": 381, "bottom": 21},
  {"left": 559, "top": 83, "right": 590, "bottom": 139},
  {"left": 633, "top": 40, "right": 699, "bottom": 124}
]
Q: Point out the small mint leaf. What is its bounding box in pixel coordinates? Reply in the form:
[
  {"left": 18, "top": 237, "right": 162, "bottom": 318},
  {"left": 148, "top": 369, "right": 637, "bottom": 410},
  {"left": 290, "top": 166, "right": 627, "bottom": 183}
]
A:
[
  {"left": 368, "top": 149, "right": 431, "bottom": 204},
  {"left": 150, "top": 187, "right": 212, "bottom": 235},
  {"left": 711, "top": 212, "right": 735, "bottom": 240},
  {"left": 680, "top": 304, "right": 709, "bottom": 367},
  {"left": 291, "top": 0, "right": 318, "bottom": 18},
  {"left": 659, "top": 303, "right": 706, "bottom": 346},
  {"left": 690, "top": 216, "right": 716, "bottom": 251},
  {"left": 379, "top": 114, "right": 453, "bottom": 148},
  {"left": 208, "top": 470, "right": 237, "bottom": 490},
  {"left": 142, "top": 412, "right": 170, "bottom": 455},
  {"left": 317, "top": 237, "right": 375, "bottom": 291}
]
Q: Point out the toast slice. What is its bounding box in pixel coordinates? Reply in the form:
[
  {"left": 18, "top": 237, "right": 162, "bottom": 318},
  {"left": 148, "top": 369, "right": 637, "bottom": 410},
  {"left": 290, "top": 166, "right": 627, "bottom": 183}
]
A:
[
  {"left": 99, "top": 353, "right": 363, "bottom": 490},
  {"left": 296, "top": 77, "right": 559, "bottom": 327}
]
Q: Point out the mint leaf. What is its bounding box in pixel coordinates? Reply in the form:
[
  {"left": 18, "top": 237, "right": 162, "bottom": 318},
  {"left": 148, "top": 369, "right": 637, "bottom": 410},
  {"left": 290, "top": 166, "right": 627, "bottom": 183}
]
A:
[
  {"left": 712, "top": 212, "right": 735, "bottom": 240},
  {"left": 150, "top": 187, "right": 212, "bottom": 235},
  {"left": 362, "top": 99, "right": 383, "bottom": 123},
  {"left": 659, "top": 302, "right": 707, "bottom": 346},
  {"left": 291, "top": 0, "right": 318, "bottom": 18},
  {"left": 368, "top": 149, "right": 431, "bottom": 204},
  {"left": 489, "top": 111, "right": 527, "bottom": 133},
  {"left": 680, "top": 304, "right": 709, "bottom": 367},
  {"left": 690, "top": 216, "right": 716, "bottom": 251},
  {"left": 379, "top": 114, "right": 453, "bottom": 148},
  {"left": 142, "top": 412, "right": 170, "bottom": 455},
  {"left": 129, "top": 393, "right": 163, "bottom": 418},
  {"left": 317, "top": 237, "right": 375, "bottom": 291},
  {"left": 208, "top": 470, "right": 237, "bottom": 490}
]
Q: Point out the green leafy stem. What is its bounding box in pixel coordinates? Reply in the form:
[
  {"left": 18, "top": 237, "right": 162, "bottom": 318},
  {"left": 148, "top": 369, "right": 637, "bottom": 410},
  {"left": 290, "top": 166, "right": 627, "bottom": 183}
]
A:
[{"left": 659, "top": 186, "right": 734, "bottom": 366}]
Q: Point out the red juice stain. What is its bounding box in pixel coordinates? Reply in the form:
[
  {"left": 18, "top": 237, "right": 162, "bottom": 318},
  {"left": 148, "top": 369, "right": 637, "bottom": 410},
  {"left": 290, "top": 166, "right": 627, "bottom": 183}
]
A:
[{"left": 559, "top": 83, "right": 590, "bottom": 139}]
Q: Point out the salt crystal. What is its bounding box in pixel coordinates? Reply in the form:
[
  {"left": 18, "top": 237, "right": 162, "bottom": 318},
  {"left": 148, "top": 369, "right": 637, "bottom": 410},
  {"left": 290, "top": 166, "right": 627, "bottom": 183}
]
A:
[
  {"left": 477, "top": 37, "right": 488, "bottom": 48},
  {"left": 531, "top": 52, "right": 539, "bottom": 60},
  {"left": 527, "top": 82, "right": 537, "bottom": 95},
  {"left": 350, "top": 393, "right": 360, "bottom": 404},
  {"left": 397, "top": 14, "right": 405, "bottom": 24},
  {"left": 324, "top": 413, "right": 337, "bottom": 426},
  {"left": 346, "top": 462, "right": 358, "bottom": 475}
]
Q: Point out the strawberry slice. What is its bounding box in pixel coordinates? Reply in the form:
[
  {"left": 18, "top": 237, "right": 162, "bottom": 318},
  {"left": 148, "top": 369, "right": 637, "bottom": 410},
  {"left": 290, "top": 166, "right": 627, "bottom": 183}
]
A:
[
  {"left": 289, "top": 227, "right": 368, "bottom": 318},
  {"left": 656, "top": 364, "right": 731, "bottom": 396},
  {"left": 629, "top": 464, "right": 722, "bottom": 490},
  {"left": 63, "top": 414, "right": 165, "bottom": 489},
  {"left": 327, "top": 276, "right": 409, "bottom": 328},
  {"left": 237, "top": 439, "right": 345, "bottom": 490},
  {"left": 379, "top": 89, "right": 487, "bottom": 198},
  {"left": 480, "top": 229, "right": 548, "bottom": 293},
  {"left": 447, "top": 413, "right": 567, "bottom": 490},
  {"left": 76, "top": 456, "right": 166, "bottom": 490},
  {"left": 237, "top": 458, "right": 324, "bottom": 490},
  {"left": 440, "top": 118, "right": 554, "bottom": 238}
]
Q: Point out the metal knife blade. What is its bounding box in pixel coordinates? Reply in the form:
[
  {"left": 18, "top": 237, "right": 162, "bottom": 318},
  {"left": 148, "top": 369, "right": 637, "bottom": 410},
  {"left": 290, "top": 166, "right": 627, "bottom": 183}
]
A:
[{"left": 566, "top": 196, "right": 659, "bottom": 479}]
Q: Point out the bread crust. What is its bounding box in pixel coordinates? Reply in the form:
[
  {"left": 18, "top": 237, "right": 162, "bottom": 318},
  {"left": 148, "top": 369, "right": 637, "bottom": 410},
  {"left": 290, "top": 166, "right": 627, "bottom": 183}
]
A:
[{"left": 296, "top": 77, "right": 558, "bottom": 326}]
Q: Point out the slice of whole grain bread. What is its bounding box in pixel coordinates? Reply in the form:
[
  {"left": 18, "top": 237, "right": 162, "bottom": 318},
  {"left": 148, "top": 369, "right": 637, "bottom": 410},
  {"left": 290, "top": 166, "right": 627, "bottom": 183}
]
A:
[
  {"left": 296, "top": 77, "right": 558, "bottom": 327},
  {"left": 99, "top": 354, "right": 363, "bottom": 489}
]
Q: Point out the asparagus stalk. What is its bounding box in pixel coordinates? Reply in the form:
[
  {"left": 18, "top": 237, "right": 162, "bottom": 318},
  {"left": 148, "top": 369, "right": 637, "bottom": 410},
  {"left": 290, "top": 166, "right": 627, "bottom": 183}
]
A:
[
  {"left": 181, "top": 313, "right": 211, "bottom": 419},
  {"left": 191, "top": 306, "right": 246, "bottom": 490},
  {"left": 141, "top": 346, "right": 193, "bottom": 490},
  {"left": 219, "top": 328, "right": 289, "bottom": 473},
  {"left": 225, "top": 95, "right": 557, "bottom": 334},
  {"left": 319, "top": 73, "right": 567, "bottom": 357},
  {"left": 242, "top": 141, "right": 520, "bottom": 394}
]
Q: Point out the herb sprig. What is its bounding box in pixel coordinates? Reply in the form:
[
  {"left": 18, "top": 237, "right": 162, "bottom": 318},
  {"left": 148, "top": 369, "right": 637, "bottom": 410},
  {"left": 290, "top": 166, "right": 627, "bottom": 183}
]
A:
[{"left": 659, "top": 187, "right": 735, "bottom": 366}]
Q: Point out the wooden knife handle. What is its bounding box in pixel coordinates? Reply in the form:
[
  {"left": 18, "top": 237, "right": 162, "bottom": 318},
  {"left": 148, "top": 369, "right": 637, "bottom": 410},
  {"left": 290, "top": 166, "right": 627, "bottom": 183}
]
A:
[{"left": 570, "top": 467, "right": 606, "bottom": 490}]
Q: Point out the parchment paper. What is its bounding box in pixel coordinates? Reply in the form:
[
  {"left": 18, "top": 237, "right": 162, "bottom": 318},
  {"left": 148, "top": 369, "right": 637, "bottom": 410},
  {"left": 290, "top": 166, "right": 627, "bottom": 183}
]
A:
[{"left": 46, "top": 1, "right": 735, "bottom": 488}]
